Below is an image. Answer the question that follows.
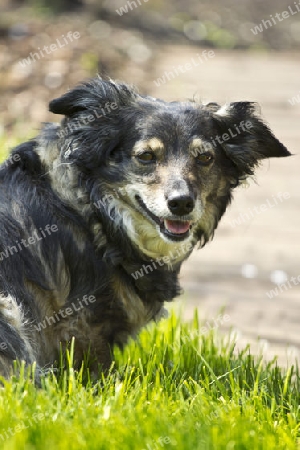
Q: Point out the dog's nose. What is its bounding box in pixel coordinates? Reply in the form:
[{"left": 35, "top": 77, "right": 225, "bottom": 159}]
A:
[{"left": 167, "top": 195, "right": 195, "bottom": 216}]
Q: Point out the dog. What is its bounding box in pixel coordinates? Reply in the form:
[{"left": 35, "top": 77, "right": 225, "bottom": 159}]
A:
[{"left": 0, "top": 77, "right": 290, "bottom": 380}]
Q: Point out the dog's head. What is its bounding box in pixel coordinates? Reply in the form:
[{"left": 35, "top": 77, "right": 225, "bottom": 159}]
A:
[{"left": 48, "top": 78, "right": 290, "bottom": 262}]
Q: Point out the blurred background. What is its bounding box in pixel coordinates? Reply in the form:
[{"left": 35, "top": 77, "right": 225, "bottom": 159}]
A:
[{"left": 1, "top": 0, "right": 299, "bottom": 364}]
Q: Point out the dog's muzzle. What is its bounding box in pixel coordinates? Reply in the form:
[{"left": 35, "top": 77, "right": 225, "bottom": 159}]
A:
[{"left": 135, "top": 195, "right": 193, "bottom": 242}]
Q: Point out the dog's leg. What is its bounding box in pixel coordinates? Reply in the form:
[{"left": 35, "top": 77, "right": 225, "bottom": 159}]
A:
[
  {"left": 73, "top": 335, "right": 113, "bottom": 379},
  {"left": 0, "top": 296, "right": 39, "bottom": 381}
]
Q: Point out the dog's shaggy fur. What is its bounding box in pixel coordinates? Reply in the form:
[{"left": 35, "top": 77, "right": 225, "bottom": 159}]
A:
[{"left": 0, "top": 77, "right": 290, "bottom": 379}]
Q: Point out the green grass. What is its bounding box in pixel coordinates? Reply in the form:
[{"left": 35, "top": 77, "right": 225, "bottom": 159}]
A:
[
  {"left": 0, "top": 136, "right": 16, "bottom": 163},
  {"left": 0, "top": 312, "right": 299, "bottom": 450}
]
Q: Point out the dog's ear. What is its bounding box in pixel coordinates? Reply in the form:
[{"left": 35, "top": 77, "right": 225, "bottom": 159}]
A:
[
  {"left": 213, "top": 102, "right": 290, "bottom": 177},
  {"left": 49, "top": 78, "right": 136, "bottom": 116},
  {"left": 49, "top": 86, "right": 92, "bottom": 116}
]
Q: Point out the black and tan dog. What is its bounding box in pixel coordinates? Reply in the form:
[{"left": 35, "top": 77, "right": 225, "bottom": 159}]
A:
[{"left": 0, "top": 77, "right": 290, "bottom": 379}]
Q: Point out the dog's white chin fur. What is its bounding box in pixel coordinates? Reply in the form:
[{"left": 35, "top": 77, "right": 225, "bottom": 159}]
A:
[
  {"left": 106, "top": 196, "right": 195, "bottom": 266},
  {"left": 128, "top": 216, "right": 195, "bottom": 265}
]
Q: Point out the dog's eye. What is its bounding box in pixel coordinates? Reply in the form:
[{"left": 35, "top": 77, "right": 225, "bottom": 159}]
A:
[
  {"left": 195, "top": 152, "right": 214, "bottom": 165},
  {"left": 136, "top": 152, "right": 156, "bottom": 163}
]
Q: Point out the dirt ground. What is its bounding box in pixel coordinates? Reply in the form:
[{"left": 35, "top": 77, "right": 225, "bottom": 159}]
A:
[{"left": 149, "top": 47, "right": 300, "bottom": 366}]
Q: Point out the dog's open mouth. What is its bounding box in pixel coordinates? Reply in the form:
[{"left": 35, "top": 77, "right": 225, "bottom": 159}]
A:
[{"left": 135, "top": 196, "right": 192, "bottom": 241}]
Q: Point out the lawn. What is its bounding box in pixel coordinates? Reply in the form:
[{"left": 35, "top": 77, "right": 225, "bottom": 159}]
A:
[{"left": 0, "top": 312, "right": 299, "bottom": 450}]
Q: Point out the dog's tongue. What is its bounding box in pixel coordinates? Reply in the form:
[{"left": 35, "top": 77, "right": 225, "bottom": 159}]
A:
[{"left": 164, "top": 220, "right": 190, "bottom": 235}]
